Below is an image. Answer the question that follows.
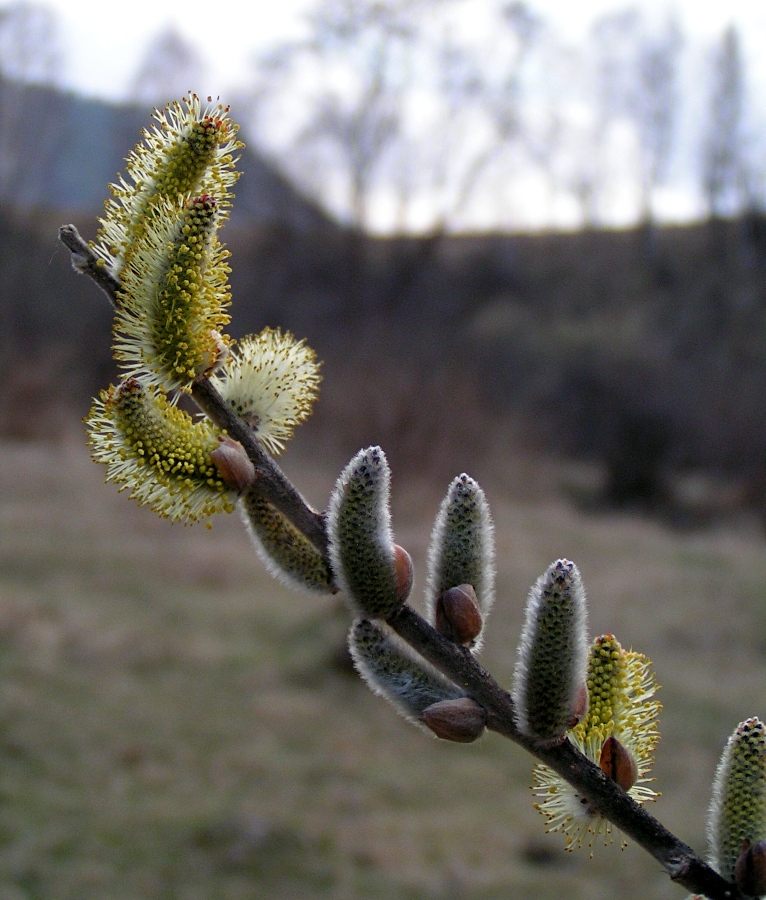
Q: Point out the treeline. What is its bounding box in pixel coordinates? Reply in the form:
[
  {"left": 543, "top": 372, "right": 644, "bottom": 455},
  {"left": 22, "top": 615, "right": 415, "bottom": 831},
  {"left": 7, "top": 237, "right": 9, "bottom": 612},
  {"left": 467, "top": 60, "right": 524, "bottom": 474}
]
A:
[
  {"left": 8, "top": 205, "right": 766, "bottom": 522},
  {"left": 0, "top": 1, "right": 763, "bottom": 231},
  {"left": 230, "top": 214, "right": 766, "bottom": 512},
  {"left": 243, "top": 1, "right": 759, "bottom": 232}
]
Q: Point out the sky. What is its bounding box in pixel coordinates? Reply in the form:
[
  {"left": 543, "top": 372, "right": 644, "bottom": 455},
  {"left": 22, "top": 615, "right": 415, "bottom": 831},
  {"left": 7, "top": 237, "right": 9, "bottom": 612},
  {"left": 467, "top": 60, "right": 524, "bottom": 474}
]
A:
[
  {"left": 31, "top": 0, "right": 315, "bottom": 102},
  {"left": 24, "top": 0, "right": 766, "bottom": 105},
  {"left": 7, "top": 0, "right": 766, "bottom": 230}
]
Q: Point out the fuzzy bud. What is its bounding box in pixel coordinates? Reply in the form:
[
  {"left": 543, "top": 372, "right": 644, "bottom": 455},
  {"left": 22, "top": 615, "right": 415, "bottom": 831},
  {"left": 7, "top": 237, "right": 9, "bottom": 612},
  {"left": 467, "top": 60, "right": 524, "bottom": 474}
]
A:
[
  {"left": 599, "top": 735, "right": 638, "bottom": 792},
  {"left": 425, "top": 474, "right": 495, "bottom": 651},
  {"left": 327, "top": 447, "right": 403, "bottom": 619},
  {"left": 210, "top": 436, "right": 255, "bottom": 493},
  {"left": 435, "top": 584, "right": 483, "bottom": 647},
  {"left": 734, "top": 839, "right": 766, "bottom": 897},
  {"left": 240, "top": 491, "right": 334, "bottom": 594},
  {"left": 708, "top": 717, "right": 766, "bottom": 881},
  {"left": 420, "top": 697, "right": 487, "bottom": 743},
  {"left": 512, "top": 559, "right": 589, "bottom": 743},
  {"left": 349, "top": 619, "right": 464, "bottom": 729}
]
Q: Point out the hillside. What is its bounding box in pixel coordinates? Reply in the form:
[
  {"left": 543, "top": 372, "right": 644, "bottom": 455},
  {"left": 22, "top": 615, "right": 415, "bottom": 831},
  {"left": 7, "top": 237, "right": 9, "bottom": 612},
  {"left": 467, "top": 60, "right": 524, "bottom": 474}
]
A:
[{"left": 0, "top": 78, "right": 332, "bottom": 232}]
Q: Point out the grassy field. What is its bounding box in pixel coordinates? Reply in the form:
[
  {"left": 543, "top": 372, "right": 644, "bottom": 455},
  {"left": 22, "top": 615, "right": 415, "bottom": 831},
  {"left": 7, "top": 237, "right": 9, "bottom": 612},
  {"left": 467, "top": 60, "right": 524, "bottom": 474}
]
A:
[{"left": 2, "top": 437, "right": 766, "bottom": 899}]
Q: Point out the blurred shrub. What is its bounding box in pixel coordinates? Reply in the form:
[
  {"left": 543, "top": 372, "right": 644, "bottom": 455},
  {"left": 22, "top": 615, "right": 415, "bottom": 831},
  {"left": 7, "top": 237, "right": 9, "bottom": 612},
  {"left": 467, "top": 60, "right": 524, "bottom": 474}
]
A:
[{"left": 10, "top": 206, "right": 766, "bottom": 519}]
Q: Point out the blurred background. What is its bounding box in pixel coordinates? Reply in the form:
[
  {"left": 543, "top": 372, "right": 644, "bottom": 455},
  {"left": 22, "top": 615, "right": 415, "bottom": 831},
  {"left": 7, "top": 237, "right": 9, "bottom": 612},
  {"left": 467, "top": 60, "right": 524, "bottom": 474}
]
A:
[{"left": 3, "top": 0, "right": 766, "bottom": 896}]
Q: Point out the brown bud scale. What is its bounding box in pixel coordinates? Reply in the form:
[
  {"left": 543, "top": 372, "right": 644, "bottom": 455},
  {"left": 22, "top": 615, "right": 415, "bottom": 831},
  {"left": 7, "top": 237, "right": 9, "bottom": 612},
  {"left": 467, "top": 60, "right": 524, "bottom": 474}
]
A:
[
  {"left": 598, "top": 735, "right": 638, "bottom": 792},
  {"left": 567, "top": 681, "right": 589, "bottom": 729},
  {"left": 435, "top": 584, "right": 483, "bottom": 647},
  {"left": 393, "top": 544, "right": 414, "bottom": 604},
  {"left": 420, "top": 696, "right": 487, "bottom": 743},
  {"left": 210, "top": 436, "right": 255, "bottom": 493},
  {"left": 734, "top": 839, "right": 766, "bottom": 897}
]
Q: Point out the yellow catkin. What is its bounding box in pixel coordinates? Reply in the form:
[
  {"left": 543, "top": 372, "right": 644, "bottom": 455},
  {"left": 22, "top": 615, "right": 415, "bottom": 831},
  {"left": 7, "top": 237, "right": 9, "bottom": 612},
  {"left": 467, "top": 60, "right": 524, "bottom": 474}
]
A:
[
  {"left": 95, "top": 95, "right": 241, "bottom": 276},
  {"left": 532, "top": 634, "right": 661, "bottom": 851},
  {"left": 211, "top": 329, "right": 321, "bottom": 455},
  {"left": 113, "top": 194, "right": 232, "bottom": 393},
  {"left": 86, "top": 378, "right": 235, "bottom": 523}
]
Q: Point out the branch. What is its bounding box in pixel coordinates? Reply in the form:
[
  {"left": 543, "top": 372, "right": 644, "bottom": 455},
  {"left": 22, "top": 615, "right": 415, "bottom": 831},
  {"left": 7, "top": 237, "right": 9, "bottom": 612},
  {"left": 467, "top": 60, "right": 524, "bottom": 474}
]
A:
[
  {"left": 58, "top": 224, "right": 328, "bottom": 556},
  {"left": 386, "top": 605, "right": 742, "bottom": 900},
  {"left": 60, "top": 221, "right": 741, "bottom": 900},
  {"left": 190, "top": 377, "right": 328, "bottom": 555},
  {"left": 58, "top": 224, "right": 120, "bottom": 304}
]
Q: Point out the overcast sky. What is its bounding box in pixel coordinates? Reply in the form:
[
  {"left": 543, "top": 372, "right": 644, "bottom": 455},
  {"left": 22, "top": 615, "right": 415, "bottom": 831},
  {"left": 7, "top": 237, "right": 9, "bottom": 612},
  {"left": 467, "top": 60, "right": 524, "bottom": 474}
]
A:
[
  {"left": 7, "top": 0, "right": 766, "bottom": 230},
  {"left": 22, "top": 0, "right": 766, "bottom": 103}
]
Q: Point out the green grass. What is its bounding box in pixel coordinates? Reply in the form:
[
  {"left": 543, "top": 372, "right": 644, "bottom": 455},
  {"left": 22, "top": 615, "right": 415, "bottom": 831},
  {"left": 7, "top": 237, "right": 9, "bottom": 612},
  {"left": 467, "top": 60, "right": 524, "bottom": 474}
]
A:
[{"left": 2, "top": 440, "right": 766, "bottom": 898}]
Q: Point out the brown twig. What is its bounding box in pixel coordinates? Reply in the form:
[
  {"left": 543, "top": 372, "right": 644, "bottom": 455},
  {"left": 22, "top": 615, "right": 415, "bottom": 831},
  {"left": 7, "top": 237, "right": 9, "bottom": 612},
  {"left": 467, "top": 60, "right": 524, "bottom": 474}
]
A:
[
  {"left": 58, "top": 225, "right": 121, "bottom": 304},
  {"left": 386, "top": 605, "right": 741, "bottom": 899},
  {"left": 60, "top": 221, "right": 743, "bottom": 900},
  {"left": 58, "top": 224, "right": 328, "bottom": 556},
  {"left": 190, "top": 377, "right": 328, "bottom": 555}
]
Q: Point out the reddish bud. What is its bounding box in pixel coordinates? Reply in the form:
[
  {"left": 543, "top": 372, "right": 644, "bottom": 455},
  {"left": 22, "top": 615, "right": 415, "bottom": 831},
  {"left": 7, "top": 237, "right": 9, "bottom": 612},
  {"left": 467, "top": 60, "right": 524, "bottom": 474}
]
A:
[
  {"left": 735, "top": 839, "right": 766, "bottom": 897},
  {"left": 599, "top": 735, "right": 638, "bottom": 792},
  {"left": 393, "top": 544, "right": 414, "bottom": 603},
  {"left": 420, "top": 696, "right": 487, "bottom": 743},
  {"left": 210, "top": 436, "right": 255, "bottom": 493},
  {"left": 567, "top": 682, "right": 589, "bottom": 729},
  {"left": 435, "top": 584, "right": 483, "bottom": 647}
]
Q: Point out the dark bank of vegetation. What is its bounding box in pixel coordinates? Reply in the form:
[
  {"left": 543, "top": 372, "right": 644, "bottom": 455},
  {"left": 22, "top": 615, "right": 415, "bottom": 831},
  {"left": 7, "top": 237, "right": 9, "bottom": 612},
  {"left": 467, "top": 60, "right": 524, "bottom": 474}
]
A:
[
  {"left": 193, "top": 212, "right": 766, "bottom": 522},
  {"left": 6, "top": 204, "right": 766, "bottom": 523}
]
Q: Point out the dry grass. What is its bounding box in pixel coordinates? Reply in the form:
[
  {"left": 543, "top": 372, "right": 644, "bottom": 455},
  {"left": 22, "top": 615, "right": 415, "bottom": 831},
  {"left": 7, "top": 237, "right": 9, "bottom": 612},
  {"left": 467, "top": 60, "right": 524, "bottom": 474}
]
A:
[{"left": 2, "top": 437, "right": 766, "bottom": 899}]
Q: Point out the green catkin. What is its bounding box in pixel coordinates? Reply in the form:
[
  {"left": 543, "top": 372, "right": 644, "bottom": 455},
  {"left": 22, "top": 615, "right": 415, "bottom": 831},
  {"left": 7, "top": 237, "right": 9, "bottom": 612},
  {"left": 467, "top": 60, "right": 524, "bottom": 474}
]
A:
[
  {"left": 513, "top": 559, "right": 589, "bottom": 741},
  {"left": 327, "top": 446, "right": 402, "bottom": 619},
  {"left": 240, "top": 492, "right": 334, "bottom": 593},
  {"left": 708, "top": 717, "right": 766, "bottom": 881},
  {"left": 425, "top": 473, "right": 495, "bottom": 649},
  {"left": 349, "top": 618, "right": 464, "bottom": 728}
]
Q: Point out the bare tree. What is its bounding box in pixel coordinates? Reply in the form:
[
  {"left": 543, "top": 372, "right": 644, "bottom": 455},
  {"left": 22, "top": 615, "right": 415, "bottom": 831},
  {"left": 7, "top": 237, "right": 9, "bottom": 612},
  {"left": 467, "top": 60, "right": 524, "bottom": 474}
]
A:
[
  {"left": 565, "top": 8, "right": 682, "bottom": 228},
  {"left": 247, "top": 0, "right": 414, "bottom": 230},
  {"left": 591, "top": 8, "right": 641, "bottom": 128},
  {"left": 413, "top": 1, "right": 543, "bottom": 230},
  {"left": 0, "top": 2, "right": 63, "bottom": 205},
  {"left": 528, "top": 31, "right": 609, "bottom": 228},
  {"left": 701, "top": 24, "right": 746, "bottom": 220},
  {"left": 634, "top": 16, "right": 682, "bottom": 223},
  {"left": 244, "top": 0, "right": 543, "bottom": 233},
  {"left": 129, "top": 27, "right": 206, "bottom": 107},
  {"left": 0, "top": 0, "right": 60, "bottom": 83},
  {"left": 515, "top": 12, "right": 638, "bottom": 230}
]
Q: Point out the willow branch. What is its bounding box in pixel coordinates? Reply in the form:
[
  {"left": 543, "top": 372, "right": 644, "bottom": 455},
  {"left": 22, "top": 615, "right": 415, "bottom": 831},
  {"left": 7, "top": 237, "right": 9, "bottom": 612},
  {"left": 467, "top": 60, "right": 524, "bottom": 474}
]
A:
[
  {"left": 190, "top": 377, "right": 327, "bottom": 554},
  {"left": 58, "top": 224, "right": 328, "bottom": 555},
  {"left": 386, "top": 605, "right": 741, "bottom": 900},
  {"left": 59, "top": 225, "right": 121, "bottom": 303},
  {"left": 60, "top": 221, "right": 741, "bottom": 900}
]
